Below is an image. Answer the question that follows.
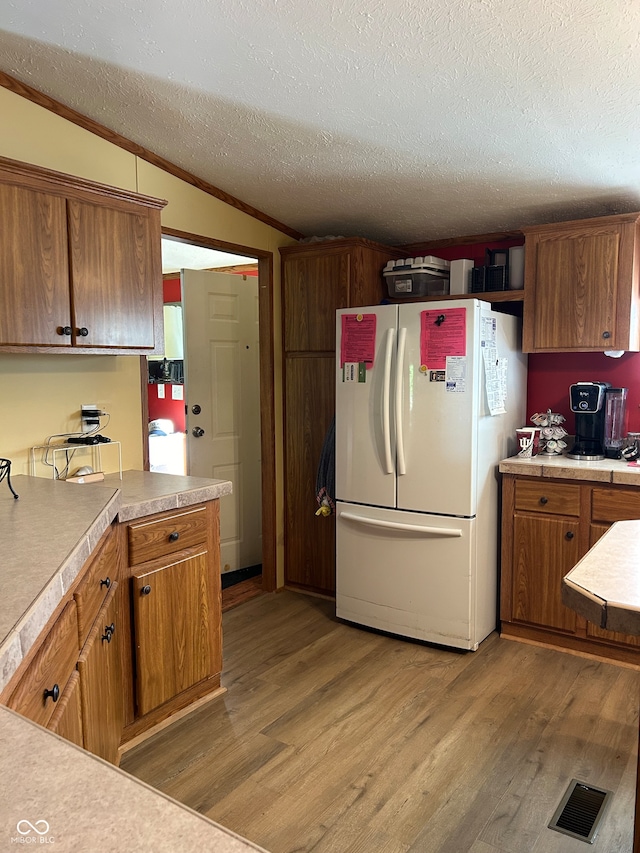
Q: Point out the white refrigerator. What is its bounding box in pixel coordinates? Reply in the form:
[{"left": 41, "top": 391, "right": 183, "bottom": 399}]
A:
[{"left": 335, "top": 299, "right": 527, "bottom": 650}]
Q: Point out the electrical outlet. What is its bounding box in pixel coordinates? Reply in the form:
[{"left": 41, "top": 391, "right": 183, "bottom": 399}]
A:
[{"left": 81, "top": 403, "right": 100, "bottom": 433}]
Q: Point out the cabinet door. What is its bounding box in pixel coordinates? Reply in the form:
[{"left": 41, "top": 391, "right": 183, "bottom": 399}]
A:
[
  {"left": 67, "top": 198, "right": 159, "bottom": 349},
  {"left": 132, "top": 547, "right": 221, "bottom": 716},
  {"left": 77, "top": 586, "right": 124, "bottom": 764},
  {"left": 511, "top": 514, "right": 580, "bottom": 633},
  {"left": 0, "top": 183, "right": 71, "bottom": 346},
  {"left": 7, "top": 601, "right": 79, "bottom": 727},
  {"left": 283, "top": 252, "right": 350, "bottom": 352},
  {"left": 531, "top": 230, "right": 619, "bottom": 350},
  {"left": 48, "top": 670, "right": 83, "bottom": 748},
  {"left": 284, "top": 354, "right": 336, "bottom": 595}
]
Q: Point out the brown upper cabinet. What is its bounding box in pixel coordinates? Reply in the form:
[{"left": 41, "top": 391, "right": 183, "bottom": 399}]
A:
[
  {"left": 281, "top": 238, "right": 397, "bottom": 353},
  {"left": 522, "top": 212, "right": 640, "bottom": 353},
  {"left": 0, "top": 156, "right": 166, "bottom": 354}
]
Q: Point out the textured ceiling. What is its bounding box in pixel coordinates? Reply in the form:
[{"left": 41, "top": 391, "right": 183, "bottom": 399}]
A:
[{"left": 2, "top": 0, "right": 640, "bottom": 245}]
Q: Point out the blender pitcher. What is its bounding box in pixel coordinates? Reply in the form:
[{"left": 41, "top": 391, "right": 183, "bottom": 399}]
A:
[{"left": 604, "top": 387, "right": 628, "bottom": 459}]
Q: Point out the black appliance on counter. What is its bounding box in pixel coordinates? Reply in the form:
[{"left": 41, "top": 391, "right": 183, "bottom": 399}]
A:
[{"left": 567, "top": 381, "right": 609, "bottom": 460}]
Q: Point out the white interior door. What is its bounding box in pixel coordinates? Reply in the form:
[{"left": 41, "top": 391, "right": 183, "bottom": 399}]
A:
[{"left": 183, "top": 269, "right": 262, "bottom": 573}]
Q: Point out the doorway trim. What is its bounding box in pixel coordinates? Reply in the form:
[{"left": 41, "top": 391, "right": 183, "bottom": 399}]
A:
[{"left": 141, "top": 226, "right": 277, "bottom": 593}]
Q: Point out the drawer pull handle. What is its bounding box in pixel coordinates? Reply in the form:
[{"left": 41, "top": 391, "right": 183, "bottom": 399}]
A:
[
  {"left": 43, "top": 684, "right": 60, "bottom": 703},
  {"left": 168, "top": 531, "right": 180, "bottom": 542},
  {"left": 100, "top": 577, "right": 111, "bottom": 589},
  {"left": 102, "top": 628, "right": 113, "bottom": 643},
  {"left": 57, "top": 326, "right": 72, "bottom": 337},
  {"left": 539, "top": 496, "right": 548, "bottom": 505},
  {"left": 141, "top": 584, "right": 152, "bottom": 596},
  {"left": 565, "top": 531, "right": 574, "bottom": 540},
  {"left": 77, "top": 326, "right": 89, "bottom": 337}
]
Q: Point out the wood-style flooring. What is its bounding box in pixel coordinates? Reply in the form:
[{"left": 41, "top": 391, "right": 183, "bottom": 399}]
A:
[
  {"left": 222, "top": 575, "right": 265, "bottom": 612},
  {"left": 120, "top": 591, "right": 638, "bottom": 853}
]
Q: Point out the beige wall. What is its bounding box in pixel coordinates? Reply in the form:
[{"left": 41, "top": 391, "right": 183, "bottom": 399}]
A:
[{"left": 0, "top": 86, "right": 294, "bottom": 584}]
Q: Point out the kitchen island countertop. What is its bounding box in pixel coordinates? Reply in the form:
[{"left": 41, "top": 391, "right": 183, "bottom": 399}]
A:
[
  {"left": 0, "top": 470, "right": 257, "bottom": 853},
  {"left": 563, "top": 519, "right": 640, "bottom": 637},
  {"left": 0, "top": 471, "right": 232, "bottom": 693}
]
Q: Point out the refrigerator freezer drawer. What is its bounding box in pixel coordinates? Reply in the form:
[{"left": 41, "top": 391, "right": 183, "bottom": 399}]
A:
[{"left": 336, "top": 502, "right": 487, "bottom": 650}]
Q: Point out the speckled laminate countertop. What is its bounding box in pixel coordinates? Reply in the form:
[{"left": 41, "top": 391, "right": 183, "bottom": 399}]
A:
[
  {"left": 0, "top": 707, "right": 266, "bottom": 852},
  {"left": 99, "top": 469, "right": 233, "bottom": 521},
  {"left": 0, "top": 471, "right": 255, "bottom": 853},
  {"left": 499, "top": 453, "right": 640, "bottom": 485},
  {"left": 563, "top": 520, "right": 640, "bottom": 637},
  {"left": 0, "top": 472, "right": 232, "bottom": 693}
]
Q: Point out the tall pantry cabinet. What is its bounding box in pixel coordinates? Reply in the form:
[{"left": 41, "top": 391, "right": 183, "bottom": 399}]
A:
[{"left": 281, "top": 238, "right": 398, "bottom": 596}]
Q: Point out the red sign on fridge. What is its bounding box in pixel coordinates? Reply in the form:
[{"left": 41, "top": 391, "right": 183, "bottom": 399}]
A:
[
  {"left": 340, "top": 313, "right": 377, "bottom": 368},
  {"left": 420, "top": 308, "right": 466, "bottom": 369}
]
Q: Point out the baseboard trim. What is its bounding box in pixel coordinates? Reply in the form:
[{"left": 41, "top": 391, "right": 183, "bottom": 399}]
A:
[{"left": 221, "top": 564, "right": 262, "bottom": 589}]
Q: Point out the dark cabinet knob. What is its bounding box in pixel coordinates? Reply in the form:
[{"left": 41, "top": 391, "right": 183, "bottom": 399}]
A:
[
  {"left": 141, "top": 584, "right": 152, "bottom": 596},
  {"left": 100, "top": 577, "right": 111, "bottom": 589},
  {"left": 77, "top": 327, "right": 89, "bottom": 337},
  {"left": 168, "top": 531, "right": 180, "bottom": 542},
  {"left": 602, "top": 331, "right": 611, "bottom": 339},
  {"left": 57, "top": 326, "right": 72, "bottom": 337},
  {"left": 565, "top": 531, "right": 574, "bottom": 540},
  {"left": 43, "top": 684, "right": 60, "bottom": 703},
  {"left": 102, "top": 629, "right": 113, "bottom": 643},
  {"left": 539, "top": 496, "right": 548, "bottom": 505},
  {"left": 106, "top": 622, "right": 115, "bottom": 635}
]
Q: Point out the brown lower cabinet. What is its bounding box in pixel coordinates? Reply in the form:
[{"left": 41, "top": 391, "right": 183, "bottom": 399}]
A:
[
  {"left": 1, "top": 498, "right": 223, "bottom": 762},
  {"left": 501, "top": 473, "right": 640, "bottom": 664},
  {"left": 77, "top": 584, "right": 124, "bottom": 764},
  {"left": 132, "top": 547, "right": 221, "bottom": 716},
  {"left": 48, "top": 670, "right": 83, "bottom": 747}
]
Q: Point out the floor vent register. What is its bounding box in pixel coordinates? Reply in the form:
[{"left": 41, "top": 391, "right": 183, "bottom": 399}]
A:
[{"left": 548, "top": 779, "right": 613, "bottom": 844}]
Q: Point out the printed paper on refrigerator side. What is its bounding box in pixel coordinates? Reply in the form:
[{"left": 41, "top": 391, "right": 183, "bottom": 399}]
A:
[
  {"left": 482, "top": 347, "right": 508, "bottom": 415},
  {"left": 445, "top": 356, "right": 466, "bottom": 392}
]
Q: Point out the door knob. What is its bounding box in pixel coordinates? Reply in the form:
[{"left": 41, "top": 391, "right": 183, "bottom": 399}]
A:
[
  {"left": 192, "top": 426, "right": 205, "bottom": 438},
  {"left": 191, "top": 404, "right": 202, "bottom": 415}
]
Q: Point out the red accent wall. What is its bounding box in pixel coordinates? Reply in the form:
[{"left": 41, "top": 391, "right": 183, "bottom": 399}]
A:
[
  {"left": 148, "top": 384, "right": 186, "bottom": 431},
  {"left": 527, "top": 351, "right": 640, "bottom": 434},
  {"left": 422, "top": 239, "right": 524, "bottom": 266},
  {"left": 163, "top": 277, "right": 181, "bottom": 302}
]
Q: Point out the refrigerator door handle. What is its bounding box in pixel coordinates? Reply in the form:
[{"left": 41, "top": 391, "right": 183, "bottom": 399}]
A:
[
  {"left": 395, "top": 326, "right": 407, "bottom": 475},
  {"left": 340, "top": 511, "right": 462, "bottom": 537},
  {"left": 382, "top": 327, "right": 395, "bottom": 474}
]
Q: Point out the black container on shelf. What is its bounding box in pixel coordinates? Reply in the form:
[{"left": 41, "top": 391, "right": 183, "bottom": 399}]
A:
[
  {"left": 471, "top": 266, "right": 485, "bottom": 292},
  {"left": 485, "top": 264, "right": 509, "bottom": 291}
]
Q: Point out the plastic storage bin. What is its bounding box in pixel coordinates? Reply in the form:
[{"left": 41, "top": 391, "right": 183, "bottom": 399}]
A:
[{"left": 383, "top": 256, "right": 450, "bottom": 297}]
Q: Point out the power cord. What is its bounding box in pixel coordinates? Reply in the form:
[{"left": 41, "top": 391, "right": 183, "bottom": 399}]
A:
[{"left": 41, "top": 412, "right": 111, "bottom": 479}]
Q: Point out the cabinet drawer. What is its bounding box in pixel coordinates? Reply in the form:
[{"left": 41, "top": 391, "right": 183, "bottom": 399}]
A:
[
  {"left": 591, "top": 488, "right": 640, "bottom": 523},
  {"left": 514, "top": 479, "right": 581, "bottom": 516},
  {"left": 74, "top": 525, "right": 119, "bottom": 645},
  {"left": 7, "top": 600, "right": 79, "bottom": 727},
  {"left": 127, "top": 506, "right": 207, "bottom": 565}
]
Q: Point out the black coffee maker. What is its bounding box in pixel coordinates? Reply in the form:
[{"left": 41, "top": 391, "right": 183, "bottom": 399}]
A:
[{"left": 567, "top": 381, "right": 609, "bottom": 460}]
